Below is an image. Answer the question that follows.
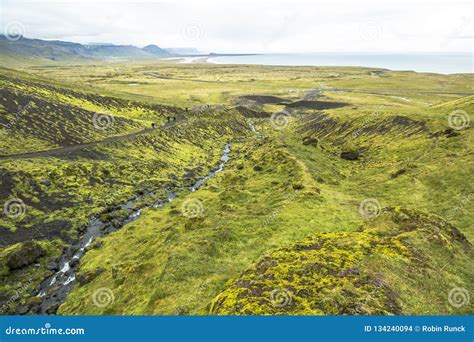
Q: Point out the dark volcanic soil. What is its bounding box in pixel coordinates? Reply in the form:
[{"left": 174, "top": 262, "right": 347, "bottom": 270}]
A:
[
  {"left": 234, "top": 106, "right": 271, "bottom": 118},
  {"left": 286, "top": 100, "right": 348, "bottom": 110},
  {"left": 0, "top": 221, "right": 72, "bottom": 248},
  {"left": 239, "top": 95, "right": 289, "bottom": 104}
]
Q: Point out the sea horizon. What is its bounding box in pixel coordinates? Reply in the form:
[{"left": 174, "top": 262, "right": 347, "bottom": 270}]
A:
[{"left": 201, "top": 52, "right": 474, "bottom": 74}]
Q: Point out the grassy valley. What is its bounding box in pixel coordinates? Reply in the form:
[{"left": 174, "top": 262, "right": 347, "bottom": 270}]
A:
[{"left": 0, "top": 54, "right": 472, "bottom": 315}]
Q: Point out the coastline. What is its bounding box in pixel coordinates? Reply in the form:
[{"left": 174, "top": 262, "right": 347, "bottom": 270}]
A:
[
  {"left": 206, "top": 53, "right": 474, "bottom": 74},
  {"left": 163, "top": 53, "right": 259, "bottom": 64},
  {"left": 160, "top": 53, "right": 473, "bottom": 74}
]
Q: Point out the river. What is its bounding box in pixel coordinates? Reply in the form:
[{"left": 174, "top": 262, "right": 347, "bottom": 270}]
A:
[{"left": 37, "top": 143, "right": 231, "bottom": 314}]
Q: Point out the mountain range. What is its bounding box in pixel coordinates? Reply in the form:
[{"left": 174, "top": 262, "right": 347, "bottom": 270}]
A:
[{"left": 0, "top": 35, "right": 173, "bottom": 62}]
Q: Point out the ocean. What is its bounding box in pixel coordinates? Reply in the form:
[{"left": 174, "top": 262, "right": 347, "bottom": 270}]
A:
[{"left": 208, "top": 53, "right": 473, "bottom": 74}]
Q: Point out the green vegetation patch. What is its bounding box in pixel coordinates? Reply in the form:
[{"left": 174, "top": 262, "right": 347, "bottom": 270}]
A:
[
  {"left": 0, "top": 239, "right": 62, "bottom": 314},
  {"left": 210, "top": 208, "right": 472, "bottom": 315}
]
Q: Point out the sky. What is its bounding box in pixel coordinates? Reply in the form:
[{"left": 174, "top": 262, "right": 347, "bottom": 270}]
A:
[{"left": 1, "top": 0, "right": 473, "bottom": 53}]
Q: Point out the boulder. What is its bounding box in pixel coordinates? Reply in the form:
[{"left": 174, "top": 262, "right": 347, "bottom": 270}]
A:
[
  {"left": 302, "top": 136, "right": 318, "bottom": 147},
  {"left": 15, "top": 305, "right": 30, "bottom": 315},
  {"left": 45, "top": 304, "right": 59, "bottom": 315},
  {"left": 46, "top": 261, "right": 59, "bottom": 271},
  {"left": 40, "top": 179, "right": 51, "bottom": 187},
  {"left": 27, "top": 297, "right": 42, "bottom": 314},
  {"left": 6, "top": 241, "right": 46, "bottom": 270},
  {"left": 390, "top": 169, "right": 406, "bottom": 179},
  {"left": 292, "top": 183, "right": 305, "bottom": 190},
  {"left": 340, "top": 150, "right": 360, "bottom": 160},
  {"left": 77, "top": 269, "right": 104, "bottom": 285},
  {"left": 69, "top": 257, "right": 80, "bottom": 268}
]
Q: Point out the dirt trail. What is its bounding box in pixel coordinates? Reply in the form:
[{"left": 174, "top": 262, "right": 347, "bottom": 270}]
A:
[{"left": 0, "top": 122, "right": 177, "bottom": 161}]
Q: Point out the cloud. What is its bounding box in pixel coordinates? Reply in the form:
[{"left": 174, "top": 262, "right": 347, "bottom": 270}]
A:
[{"left": 1, "top": 0, "right": 472, "bottom": 53}]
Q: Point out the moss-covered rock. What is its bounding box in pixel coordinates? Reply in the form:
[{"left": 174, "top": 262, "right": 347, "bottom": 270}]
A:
[
  {"left": 6, "top": 241, "right": 46, "bottom": 270},
  {"left": 210, "top": 208, "right": 472, "bottom": 315}
]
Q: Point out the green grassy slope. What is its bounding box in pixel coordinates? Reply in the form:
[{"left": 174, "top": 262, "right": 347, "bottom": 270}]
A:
[
  {"left": 0, "top": 70, "right": 182, "bottom": 155},
  {"left": 211, "top": 208, "right": 472, "bottom": 315}
]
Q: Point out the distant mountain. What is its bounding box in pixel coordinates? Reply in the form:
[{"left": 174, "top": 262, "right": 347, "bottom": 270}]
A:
[
  {"left": 86, "top": 44, "right": 152, "bottom": 58},
  {"left": 84, "top": 42, "right": 115, "bottom": 46},
  {"left": 0, "top": 35, "right": 92, "bottom": 61},
  {"left": 142, "top": 44, "right": 169, "bottom": 55},
  {"left": 0, "top": 35, "right": 172, "bottom": 62}
]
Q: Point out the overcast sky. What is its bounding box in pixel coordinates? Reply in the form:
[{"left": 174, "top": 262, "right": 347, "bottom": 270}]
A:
[{"left": 1, "top": 0, "right": 473, "bottom": 53}]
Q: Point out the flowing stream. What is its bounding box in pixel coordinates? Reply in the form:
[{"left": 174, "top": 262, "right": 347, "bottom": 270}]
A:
[{"left": 37, "top": 144, "right": 231, "bottom": 314}]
